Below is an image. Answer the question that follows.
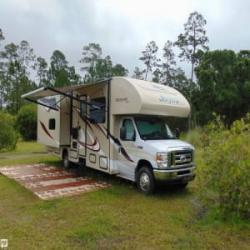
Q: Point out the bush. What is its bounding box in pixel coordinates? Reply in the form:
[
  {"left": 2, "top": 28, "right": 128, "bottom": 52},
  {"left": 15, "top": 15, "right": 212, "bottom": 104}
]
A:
[
  {"left": 198, "top": 114, "right": 250, "bottom": 219},
  {"left": 0, "top": 111, "right": 18, "bottom": 151},
  {"left": 182, "top": 127, "right": 203, "bottom": 148},
  {"left": 16, "top": 104, "right": 37, "bottom": 141}
]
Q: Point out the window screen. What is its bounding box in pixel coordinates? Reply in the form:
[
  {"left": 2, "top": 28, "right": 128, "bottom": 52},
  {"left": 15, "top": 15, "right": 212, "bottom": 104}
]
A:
[{"left": 90, "top": 97, "right": 106, "bottom": 123}]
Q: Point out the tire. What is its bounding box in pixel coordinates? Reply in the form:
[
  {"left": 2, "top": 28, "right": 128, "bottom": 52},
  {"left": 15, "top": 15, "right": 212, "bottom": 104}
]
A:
[
  {"left": 79, "top": 158, "right": 86, "bottom": 168},
  {"left": 62, "top": 150, "right": 71, "bottom": 169},
  {"left": 136, "top": 167, "right": 155, "bottom": 195}
]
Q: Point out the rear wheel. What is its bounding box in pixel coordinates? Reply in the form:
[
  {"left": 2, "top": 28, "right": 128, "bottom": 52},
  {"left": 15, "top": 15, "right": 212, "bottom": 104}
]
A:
[
  {"left": 62, "top": 150, "right": 71, "bottom": 169},
  {"left": 136, "top": 167, "right": 155, "bottom": 195}
]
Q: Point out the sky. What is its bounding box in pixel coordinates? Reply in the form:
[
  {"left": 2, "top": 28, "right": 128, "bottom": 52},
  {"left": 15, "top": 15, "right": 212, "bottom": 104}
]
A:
[{"left": 0, "top": 0, "right": 249, "bottom": 75}]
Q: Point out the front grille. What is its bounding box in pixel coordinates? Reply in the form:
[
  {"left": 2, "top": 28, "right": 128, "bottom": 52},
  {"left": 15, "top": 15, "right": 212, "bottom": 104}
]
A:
[
  {"left": 177, "top": 170, "right": 190, "bottom": 175},
  {"left": 170, "top": 150, "right": 193, "bottom": 167}
]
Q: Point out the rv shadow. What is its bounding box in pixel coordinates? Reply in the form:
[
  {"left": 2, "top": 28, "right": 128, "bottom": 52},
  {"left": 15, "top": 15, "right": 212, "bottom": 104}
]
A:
[
  {"left": 79, "top": 166, "right": 192, "bottom": 197},
  {"left": 154, "top": 183, "right": 192, "bottom": 197}
]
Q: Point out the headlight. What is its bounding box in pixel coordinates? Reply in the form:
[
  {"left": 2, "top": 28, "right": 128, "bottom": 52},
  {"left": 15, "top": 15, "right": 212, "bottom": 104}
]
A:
[{"left": 156, "top": 152, "right": 168, "bottom": 168}]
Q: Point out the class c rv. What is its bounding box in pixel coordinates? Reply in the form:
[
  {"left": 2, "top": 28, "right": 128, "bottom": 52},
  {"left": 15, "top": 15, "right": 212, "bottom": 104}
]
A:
[{"left": 22, "top": 77, "right": 196, "bottom": 194}]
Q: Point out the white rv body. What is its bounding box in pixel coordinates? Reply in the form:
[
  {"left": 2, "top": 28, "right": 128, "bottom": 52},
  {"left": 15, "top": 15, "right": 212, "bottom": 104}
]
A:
[
  {"left": 22, "top": 77, "right": 196, "bottom": 192},
  {"left": 37, "top": 95, "right": 71, "bottom": 148}
]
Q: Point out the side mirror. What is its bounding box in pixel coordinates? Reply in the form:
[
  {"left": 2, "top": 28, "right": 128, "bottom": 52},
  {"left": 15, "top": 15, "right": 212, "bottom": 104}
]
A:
[
  {"left": 120, "top": 127, "right": 126, "bottom": 140},
  {"left": 175, "top": 128, "right": 180, "bottom": 139}
]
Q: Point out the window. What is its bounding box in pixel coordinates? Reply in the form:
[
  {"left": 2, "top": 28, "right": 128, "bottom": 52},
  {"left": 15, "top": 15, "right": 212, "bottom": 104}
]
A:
[
  {"left": 90, "top": 97, "right": 106, "bottom": 123},
  {"left": 40, "top": 97, "right": 57, "bottom": 109},
  {"left": 120, "top": 119, "right": 136, "bottom": 141},
  {"left": 48, "top": 118, "right": 56, "bottom": 130},
  {"left": 134, "top": 116, "right": 174, "bottom": 140}
]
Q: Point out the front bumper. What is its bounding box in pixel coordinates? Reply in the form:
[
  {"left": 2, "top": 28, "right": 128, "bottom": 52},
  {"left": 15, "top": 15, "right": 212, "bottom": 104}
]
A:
[{"left": 153, "top": 164, "right": 196, "bottom": 183}]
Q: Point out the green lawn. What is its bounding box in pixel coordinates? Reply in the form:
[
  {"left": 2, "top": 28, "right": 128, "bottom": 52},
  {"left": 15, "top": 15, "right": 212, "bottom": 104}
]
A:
[
  {"left": 0, "top": 141, "right": 58, "bottom": 166},
  {"left": 0, "top": 142, "right": 249, "bottom": 249}
]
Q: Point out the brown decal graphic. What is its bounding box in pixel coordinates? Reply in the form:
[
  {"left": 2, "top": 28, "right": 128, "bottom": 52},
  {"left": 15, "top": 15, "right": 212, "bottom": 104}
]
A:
[{"left": 40, "top": 120, "right": 54, "bottom": 140}]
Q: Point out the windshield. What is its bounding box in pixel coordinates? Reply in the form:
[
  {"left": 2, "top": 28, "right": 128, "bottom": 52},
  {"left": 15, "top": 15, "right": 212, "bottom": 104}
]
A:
[{"left": 134, "top": 117, "right": 175, "bottom": 140}]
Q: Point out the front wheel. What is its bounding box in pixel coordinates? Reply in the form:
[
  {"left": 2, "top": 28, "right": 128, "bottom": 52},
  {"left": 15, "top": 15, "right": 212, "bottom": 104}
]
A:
[{"left": 136, "top": 167, "right": 155, "bottom": 195}]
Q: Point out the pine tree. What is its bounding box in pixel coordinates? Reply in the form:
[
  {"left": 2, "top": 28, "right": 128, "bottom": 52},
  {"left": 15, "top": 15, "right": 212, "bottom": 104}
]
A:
[
  {"left": 175, "top": 11, "right": 209, "bottom": 82},
  {"left": 139, "top": 41, "right": 159, "bottom": 80}
]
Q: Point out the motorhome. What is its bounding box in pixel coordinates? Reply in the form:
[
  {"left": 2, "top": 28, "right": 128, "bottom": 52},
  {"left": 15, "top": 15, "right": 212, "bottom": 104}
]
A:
[{"left": 22, "top": 77, "right": 195, "bottom": 194}]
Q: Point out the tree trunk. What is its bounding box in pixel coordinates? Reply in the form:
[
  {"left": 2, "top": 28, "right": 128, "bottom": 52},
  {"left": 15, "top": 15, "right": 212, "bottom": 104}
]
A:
[
  {"left": 145, "top": 68, "right": 148, "bottom": 80},
  {"left": 191, "top": 24, "right": 196, "bottom": 83},
  {"left": 191, "top": 62, "right": 194, "bottom": 82}
]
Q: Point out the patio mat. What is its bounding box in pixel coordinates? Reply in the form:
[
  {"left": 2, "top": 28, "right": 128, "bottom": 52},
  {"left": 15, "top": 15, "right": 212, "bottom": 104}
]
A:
[{"left": 0, "top": 164, "right": 110, "bottom": 200}]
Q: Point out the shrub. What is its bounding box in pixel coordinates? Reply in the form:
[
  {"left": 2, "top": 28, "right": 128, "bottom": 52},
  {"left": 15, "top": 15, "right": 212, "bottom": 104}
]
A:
[
  {"left": 16, "top": 104, "right": 37, "bottom": 141},
  {"left": 198, "top": 114, "right": 250, "bottom": 219},
  {"left": 0, "top": 111, "right": 18, "bottom": 151},
  {"left": 182, "top": 127, "right": 203, "bottom": 148}
]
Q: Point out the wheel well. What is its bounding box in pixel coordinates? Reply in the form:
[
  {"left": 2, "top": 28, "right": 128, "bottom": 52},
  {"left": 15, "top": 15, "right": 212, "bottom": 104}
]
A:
[{"left": 135, "top": 160, "right": 153, "bottom": 174}]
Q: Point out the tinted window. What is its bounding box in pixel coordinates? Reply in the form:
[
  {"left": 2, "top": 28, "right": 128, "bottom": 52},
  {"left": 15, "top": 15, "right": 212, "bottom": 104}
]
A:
[
  {"left": 49, "top": 118, "right": 56, "bottom": 130},
  {"left": 121, "top": 119, "right": 136, "bottom": 141},
  {"left": 90, "top": 97, "right": 106, "bottom": 123},
  {"left": 134, "top": 117, "right": 174, "bottom": 140}
]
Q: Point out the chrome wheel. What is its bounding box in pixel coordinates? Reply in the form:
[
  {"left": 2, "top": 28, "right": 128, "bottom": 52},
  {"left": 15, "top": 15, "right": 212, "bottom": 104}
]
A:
[
  {"left": 136, "top": 167, "right": 155, "bottom": 194},
  {"left": 139, "top": 172, "right": 151, "bottom": 192}
]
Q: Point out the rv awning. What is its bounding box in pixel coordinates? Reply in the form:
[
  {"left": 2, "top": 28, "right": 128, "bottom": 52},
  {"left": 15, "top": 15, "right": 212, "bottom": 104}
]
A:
[
  {"left": 21, "top": 79, "right": 110, "bottom": 101},
  {"left": 21, "top": 87, "right": 61, "bottom": 110},
  {"left": 22, "top": 86, "right": 87, "bottom": 111},
  {"left": 21, "top": 81, "right": 109, "bottom": 110},
  {"left": 21, "top": 84, "right": 89, "bottom": 100},
  {"left": 22, "top": 87, "right": 57, "bottom": 100}
]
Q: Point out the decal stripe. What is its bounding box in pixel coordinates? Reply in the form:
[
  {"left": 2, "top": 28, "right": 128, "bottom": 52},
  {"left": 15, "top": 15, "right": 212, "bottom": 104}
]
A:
[
  {"left": 77, "top": 114, "right": 101, "bottom": 152},
  {"left": 78, "top": 112, "right": 133, "bottom": 162},
  {"left": 78, "top": 140, "right": 100, "bottom": 152},
  {"left": 40, "top": 121, "right": 54, "bottom": 140},
  {"left": 95, "top": 123, "right": 107, "bottom": 136},
  {"left": 100, "top": 126, "right": 134, "bottom": 162}
]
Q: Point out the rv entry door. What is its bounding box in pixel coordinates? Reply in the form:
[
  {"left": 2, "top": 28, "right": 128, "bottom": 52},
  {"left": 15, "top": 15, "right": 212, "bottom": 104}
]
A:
[{"left": 78, "top": 95, "right": 88, "bottom": 157}]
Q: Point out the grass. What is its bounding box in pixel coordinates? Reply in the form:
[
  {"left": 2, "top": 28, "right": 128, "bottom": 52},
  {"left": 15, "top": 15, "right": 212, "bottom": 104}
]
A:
[
  {"left": 0, "top": 141, "right": 58, "bottom": 166},
  {"left": 0, "top": 142, "right": 249, "bottom": 249}
]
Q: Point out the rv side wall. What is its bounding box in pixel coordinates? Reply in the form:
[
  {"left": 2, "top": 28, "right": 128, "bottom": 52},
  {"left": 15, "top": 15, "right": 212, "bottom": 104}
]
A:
[
  {"left": 59, "top": 97, "right": 70, "bottom": 146},
  {"left": 37, "top": 95, "right": 61, "bottom": 148}
]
